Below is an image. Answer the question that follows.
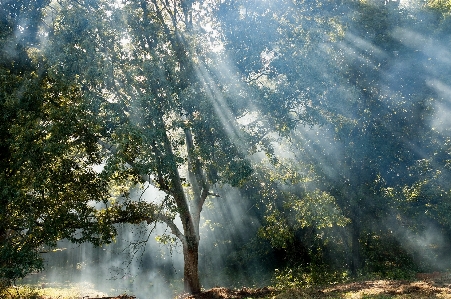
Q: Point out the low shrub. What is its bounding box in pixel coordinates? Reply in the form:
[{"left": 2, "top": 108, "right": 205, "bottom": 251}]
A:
[{"left": 273, "top": 265, "right": 349, "bottom": 290}]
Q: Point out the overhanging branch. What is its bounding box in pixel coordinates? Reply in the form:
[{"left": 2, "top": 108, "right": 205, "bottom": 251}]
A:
[{"left": 148, "top": 212, "right": 185, "bottom": 245}]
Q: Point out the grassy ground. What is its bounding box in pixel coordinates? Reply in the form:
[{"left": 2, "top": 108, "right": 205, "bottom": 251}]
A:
[
  {"left": 3, "top": 278, "right": 451, "bottom": 299},
  {"left": 274, "top": 280, "right": 451, "bottom": 299},
  {"left": 183, "top": 279, "right": 451, "bottom": 299},
  {"left": 1, "top": 283, "right": 109, "bottom": 299}
]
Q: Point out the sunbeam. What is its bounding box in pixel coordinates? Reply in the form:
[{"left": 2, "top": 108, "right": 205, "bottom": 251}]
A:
[{"left": 5, "top": 0, "right": 451, "bottom": 297}]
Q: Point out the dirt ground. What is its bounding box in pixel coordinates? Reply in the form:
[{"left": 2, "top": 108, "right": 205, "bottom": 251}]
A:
[
  {"left": 176, "top": 278, "right": 451, "bottom": 299},
  {"left": 176, "top": 286, "right": 274, "bottom": 299}
]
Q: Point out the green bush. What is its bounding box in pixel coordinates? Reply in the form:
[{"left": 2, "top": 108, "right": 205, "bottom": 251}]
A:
[
  {"left": 0, "top": 243, "right": 44, "bottom": 288},
  {"left": 0, "top": 286, "right": 41, "bottom": 299},
  {"left": 273, "top": 265, "right": 349, "bottom": 290},
  {"left": 360, "top": 233, "right": 417, "bottom": 280}
]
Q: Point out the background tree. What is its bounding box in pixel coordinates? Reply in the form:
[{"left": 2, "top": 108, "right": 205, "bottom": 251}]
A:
[
  {"left": 214, "top": 0, "right": 358, "bottom": 282},
  {"left": 216, "top": 0, "right": 451, "bottom": 280},
  {"left": 321, "top": 0, "right": 451, "bottom": 276}
]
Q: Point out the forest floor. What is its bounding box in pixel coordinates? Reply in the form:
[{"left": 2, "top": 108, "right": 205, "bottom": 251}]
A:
[
  {"left": 6, "top": 277, "right": 451, "bottom": 299},
  {"left": 178, "top": 278, "right": 451, "bottom": 299}
]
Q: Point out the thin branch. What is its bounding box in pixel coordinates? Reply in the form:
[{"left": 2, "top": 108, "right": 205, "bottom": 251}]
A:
[
  {"left": 245, "top": 70, "right": 271, "bottom": 83},
  {"left": 148, "top": 212, "right": 185, "bottom": 245}
]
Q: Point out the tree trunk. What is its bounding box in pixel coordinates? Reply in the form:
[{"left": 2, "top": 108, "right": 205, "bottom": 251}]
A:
[
  {"left": 183, "top": 237, "right": 200, "bottom": 294},
  {"left": 350, "top": 220, "right": 361, "bottom": 277}
]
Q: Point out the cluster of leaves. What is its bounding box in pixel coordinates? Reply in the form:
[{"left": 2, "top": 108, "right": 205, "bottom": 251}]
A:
[
  {"left": 273, "top": 265, "right": 349, "bottom": 290},
  {"left": 251, "top": 158, "right": 349, "bottom": 249},
  {"left": 426, "top": 0, "right": 451, "bottom": 13}
]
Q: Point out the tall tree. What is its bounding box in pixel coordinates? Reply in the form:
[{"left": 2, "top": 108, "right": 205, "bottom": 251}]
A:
[
  {"left": 0, "top": 0, "right": 116, "bottom": 288},
  {"left": 46, "top": 0, "right": 257, "bottom": 293}
]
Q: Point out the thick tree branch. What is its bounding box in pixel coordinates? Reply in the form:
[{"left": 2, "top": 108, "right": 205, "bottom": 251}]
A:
[
  {"left": 184, "top": 126, "right": 210, "bottom": 213},
  {"left": 153, "top": 109, "right": 196, "bottom": 243}
]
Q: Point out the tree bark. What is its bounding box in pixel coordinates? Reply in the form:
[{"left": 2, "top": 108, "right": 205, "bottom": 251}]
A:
[
  {"left": 350, "top": 215, "right": 361, "bottom": 277},
  {"left": 155, "top": 113, "right": 202, "bottom": 294},
  {"left": 183, "top": 236, "right": 200, "bottom": 294}
]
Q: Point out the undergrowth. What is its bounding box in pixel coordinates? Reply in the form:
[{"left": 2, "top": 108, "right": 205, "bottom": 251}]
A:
[
  {"left": 273, "top": 265, "right": 350, "bottom": 290},
  {"left": 0, "top": 283, "right": 108, "bottom": 299},
  {"left": 0, "top": 285, "right": 41, "bottom": 299}
]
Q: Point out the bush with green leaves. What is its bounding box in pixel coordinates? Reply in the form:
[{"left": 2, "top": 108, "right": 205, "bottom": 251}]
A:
[
  {"left": 0, "top": 286, "right": 40, "bottom": 299},
  {"left": 273, "top": 265, "right": 349, "bottom": 290}
]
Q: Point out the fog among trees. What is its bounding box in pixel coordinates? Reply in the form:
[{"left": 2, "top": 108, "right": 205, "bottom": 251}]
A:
[{"left": 2, "top": 0, "right": 451, "bottom": 297}]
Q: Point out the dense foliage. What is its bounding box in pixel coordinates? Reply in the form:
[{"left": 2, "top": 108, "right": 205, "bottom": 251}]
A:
[
  {"left": 233, "top": 0, "right": 451, "bottom": 281},
  {"left": 0, "top": 0, "right": 118, "bottom": 287}
]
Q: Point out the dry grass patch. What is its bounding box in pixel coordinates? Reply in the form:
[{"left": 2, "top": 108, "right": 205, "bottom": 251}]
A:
[
  {"left": 183, "top": 279, "right": 451, "bottom": 299},
  {"left": 1, "top": 282, "right": 109, "bottom": 299}
]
